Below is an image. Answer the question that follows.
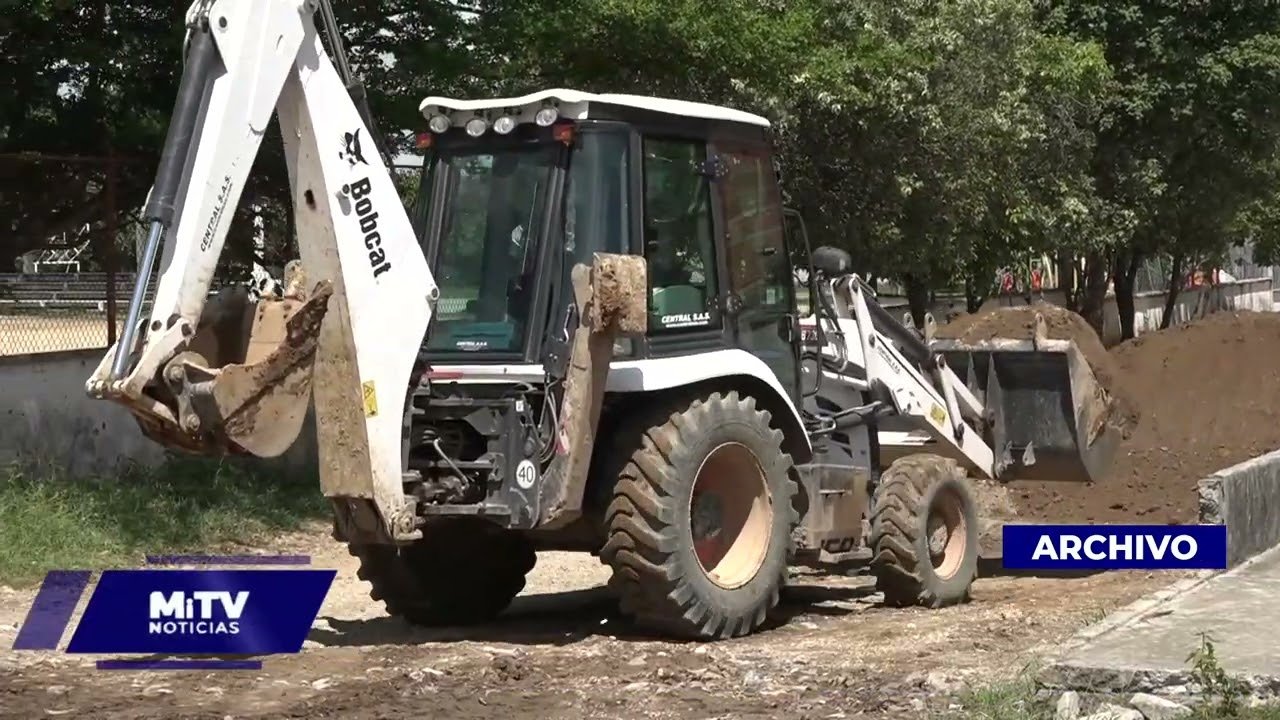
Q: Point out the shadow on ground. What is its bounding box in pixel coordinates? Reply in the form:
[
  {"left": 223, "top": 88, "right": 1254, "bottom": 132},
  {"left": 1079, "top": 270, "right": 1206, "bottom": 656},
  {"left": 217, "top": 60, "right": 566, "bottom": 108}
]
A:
[
  {"left": 977, "top": 557, "right": 1106, "bottom": 579},
  {"left": 305, "top": 555, "right": 1108, "bottom": 650},
  {"left": 307, "top": 578, "right": 883, "bottom": 649}
]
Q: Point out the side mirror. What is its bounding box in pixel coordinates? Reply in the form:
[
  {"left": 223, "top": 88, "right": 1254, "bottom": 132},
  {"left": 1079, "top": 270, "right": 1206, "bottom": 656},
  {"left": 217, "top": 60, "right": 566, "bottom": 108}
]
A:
[{"left": 812, "top": 246, "right": 852, "bottom": 278}]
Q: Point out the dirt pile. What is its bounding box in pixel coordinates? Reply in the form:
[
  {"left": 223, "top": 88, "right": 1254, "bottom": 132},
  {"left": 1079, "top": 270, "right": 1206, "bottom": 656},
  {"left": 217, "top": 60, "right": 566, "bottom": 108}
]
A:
[{"left": 984, "top": 309, "right": 1280, "bottom": 524}]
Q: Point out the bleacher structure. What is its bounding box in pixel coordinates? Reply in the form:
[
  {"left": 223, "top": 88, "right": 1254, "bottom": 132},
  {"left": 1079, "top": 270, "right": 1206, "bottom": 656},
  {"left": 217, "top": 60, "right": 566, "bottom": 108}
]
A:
[
  {"left": 17, "top": 224, "right": 92, "bottom": 274},
  {"left": 0, "top": 272, "right": 152, "bottom": 314}
]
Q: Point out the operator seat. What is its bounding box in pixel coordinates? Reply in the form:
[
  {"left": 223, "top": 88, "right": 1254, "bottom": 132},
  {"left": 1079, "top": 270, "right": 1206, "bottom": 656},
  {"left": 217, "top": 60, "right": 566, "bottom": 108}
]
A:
[{"left": 647, "top": 226, "right": 706, "bottom": 320}]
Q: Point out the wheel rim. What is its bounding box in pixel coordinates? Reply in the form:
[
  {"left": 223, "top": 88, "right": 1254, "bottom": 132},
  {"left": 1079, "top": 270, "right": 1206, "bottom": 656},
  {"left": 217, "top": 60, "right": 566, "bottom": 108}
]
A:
[
  {"left": 927, "top": 485, "right": 967, "bottom": 580},
  {"left": 688, "top": 442, "right": 774, "bottom": 590}
]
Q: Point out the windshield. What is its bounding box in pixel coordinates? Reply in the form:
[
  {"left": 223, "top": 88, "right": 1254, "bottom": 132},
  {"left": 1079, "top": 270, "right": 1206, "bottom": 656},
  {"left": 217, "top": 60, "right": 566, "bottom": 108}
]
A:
[
  {"left": 423, "top": 144, "right": 556, "bottom": 354},
  {"left": 419, "top": 128, "right": 631, "bottom": 356}
]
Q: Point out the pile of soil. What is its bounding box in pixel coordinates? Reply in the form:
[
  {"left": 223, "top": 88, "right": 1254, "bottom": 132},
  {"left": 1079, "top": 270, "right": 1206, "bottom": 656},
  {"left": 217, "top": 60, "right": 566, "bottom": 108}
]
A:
[{"left": 945, "top": 307, "right": 1280, "bottom": 524}]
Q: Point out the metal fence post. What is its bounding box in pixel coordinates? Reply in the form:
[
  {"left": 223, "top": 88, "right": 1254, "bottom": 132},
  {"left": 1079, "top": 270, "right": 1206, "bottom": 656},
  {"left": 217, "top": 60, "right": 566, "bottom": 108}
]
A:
[{"left": 104, "top": 150, "right": 119, "bottom": 346}]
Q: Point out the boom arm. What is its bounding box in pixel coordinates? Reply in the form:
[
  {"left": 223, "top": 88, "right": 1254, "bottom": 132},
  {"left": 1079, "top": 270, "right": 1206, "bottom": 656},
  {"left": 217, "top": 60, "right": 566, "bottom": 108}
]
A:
[
  {"left": 803, "top": 257, "right": 1120, "bottom": 485},
  {"left": 86, "top": 0, "right": 438, "bottom": 541},
  {"left": 803, "top": 275, "right": 996, "bottom": 478}
]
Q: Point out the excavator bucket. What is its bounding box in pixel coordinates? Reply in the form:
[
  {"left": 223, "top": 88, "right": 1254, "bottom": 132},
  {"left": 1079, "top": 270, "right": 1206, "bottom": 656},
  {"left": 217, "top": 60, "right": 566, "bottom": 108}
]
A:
[
  {"left": 130, "top": 264, "right": 333, "bottom": 459},
  {"left": 930, "top": 313, "right": 1122, "bottom": 484}
]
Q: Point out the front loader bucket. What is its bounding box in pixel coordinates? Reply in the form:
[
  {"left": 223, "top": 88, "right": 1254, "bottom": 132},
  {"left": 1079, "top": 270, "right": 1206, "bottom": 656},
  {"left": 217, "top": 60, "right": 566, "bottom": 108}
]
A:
[
  {"left": 130, "top": 270, "right": 333, "bottom": 459},
  {"left": 931, "top": 319, "right": 1121, "bottom": 484}
]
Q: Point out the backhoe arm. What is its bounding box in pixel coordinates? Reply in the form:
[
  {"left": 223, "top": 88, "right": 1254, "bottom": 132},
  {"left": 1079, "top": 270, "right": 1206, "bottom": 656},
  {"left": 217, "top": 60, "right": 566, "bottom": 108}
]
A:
[{"left": 86, "top": 0, "right": 437, "bottom": 540}]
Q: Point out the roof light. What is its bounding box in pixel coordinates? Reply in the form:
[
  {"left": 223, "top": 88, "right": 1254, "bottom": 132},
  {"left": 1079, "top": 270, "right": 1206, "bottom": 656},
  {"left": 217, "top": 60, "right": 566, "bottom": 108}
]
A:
[
  {"left": 535, "top": 107, "right": 559, "bottom": 126},
  {"left": 464, "top": 117, "right": 488, "bottom": 137},
  {"left": 493, "top": 115, "right": 517, "bottom": 135},
  {"left": 428, "top": 114, "right": 451, "bottom": 133},
  {"left": 553, "top": 122, "right": 576, "bottom": 145}
]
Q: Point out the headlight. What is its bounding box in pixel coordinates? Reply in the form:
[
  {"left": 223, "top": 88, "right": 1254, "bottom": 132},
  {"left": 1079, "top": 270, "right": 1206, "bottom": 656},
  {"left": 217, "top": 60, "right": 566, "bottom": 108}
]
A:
[
  {"left": 464, "top": 117, "right": 488, "bottom": 137},
  {"left": 493, "top": 115, "right": 517, "bottom": 135},
  {"left": 428, "top": 114, "right": 451, "bottom": 133},
  {"left": 534, "top": 107, "right": 559, "bottom": 126}
]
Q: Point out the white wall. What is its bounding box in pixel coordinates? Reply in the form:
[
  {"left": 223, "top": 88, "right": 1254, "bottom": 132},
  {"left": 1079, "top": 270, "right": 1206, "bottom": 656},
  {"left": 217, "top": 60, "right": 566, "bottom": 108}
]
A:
[
  {"left": 883, "top": 277, "right": 1276, "bottom": 346},
  {"left": 0, "top": 349, "right": 318, "bottom": 476},
  {"left": 1120, "top": 278, "right": 1275, "bottom": 342}
]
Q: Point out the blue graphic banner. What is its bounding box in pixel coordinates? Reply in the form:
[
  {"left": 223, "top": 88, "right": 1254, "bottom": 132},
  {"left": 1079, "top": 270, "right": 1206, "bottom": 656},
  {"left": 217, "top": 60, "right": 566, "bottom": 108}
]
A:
[
  {"left": 64, "top": 569, "right": 334, "bottom": 655},
  {"left": 11, "top": 570, "right": 92, "bottom": 651},
  {"left": 1002, "top": 524, "right": 1228, "bottom": 570}
]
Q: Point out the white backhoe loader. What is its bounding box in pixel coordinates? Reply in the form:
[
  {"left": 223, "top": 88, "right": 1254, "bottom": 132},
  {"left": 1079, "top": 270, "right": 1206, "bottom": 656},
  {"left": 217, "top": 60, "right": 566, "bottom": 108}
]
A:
[{"left": 86, "top": 0, "right": 1123, "bottom": 639}]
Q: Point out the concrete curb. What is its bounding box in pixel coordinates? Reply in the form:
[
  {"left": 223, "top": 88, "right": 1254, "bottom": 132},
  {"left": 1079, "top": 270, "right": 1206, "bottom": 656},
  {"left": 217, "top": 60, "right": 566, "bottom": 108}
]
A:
[
  {"left": 1046, "top": 572, "right": 1217, "bottom": 657},
  {"left": 1198, "top": 449, "right": 1280, "bottom": 567},
  {"left": 1039, "top": 545, "right": 1280, "bottom": 696},
  {"left": 1033, "top": 445, "right": 1280, "bottom": 696}
]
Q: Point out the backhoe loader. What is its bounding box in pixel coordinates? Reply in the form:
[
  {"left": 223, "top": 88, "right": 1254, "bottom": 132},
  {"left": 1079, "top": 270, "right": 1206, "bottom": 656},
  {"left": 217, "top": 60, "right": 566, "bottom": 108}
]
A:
[{"left": 86, "top": 0, "right": 1123, "bottom": 639}]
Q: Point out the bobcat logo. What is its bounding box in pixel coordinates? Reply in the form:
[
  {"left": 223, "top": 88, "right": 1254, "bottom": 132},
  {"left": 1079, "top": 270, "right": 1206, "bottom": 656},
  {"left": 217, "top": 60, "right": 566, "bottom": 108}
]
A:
[{"left": 339, "top": 129, "right": 368, "bottom": 167}]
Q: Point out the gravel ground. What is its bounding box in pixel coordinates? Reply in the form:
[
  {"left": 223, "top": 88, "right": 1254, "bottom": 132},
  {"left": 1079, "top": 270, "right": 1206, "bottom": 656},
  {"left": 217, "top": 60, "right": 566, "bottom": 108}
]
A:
[{"left": 0, "top": 524, "right": 1185, "bottom": 719}]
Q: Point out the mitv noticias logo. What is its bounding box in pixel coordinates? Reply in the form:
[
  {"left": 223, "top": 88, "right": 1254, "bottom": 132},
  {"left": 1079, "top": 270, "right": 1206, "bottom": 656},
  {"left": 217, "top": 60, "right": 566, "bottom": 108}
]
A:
[
  {"left": 11, "top": 555, "right": 334, "bottom": 670},
  {"left": 148, "top": 590, "right": 250, "bottom": 636}
]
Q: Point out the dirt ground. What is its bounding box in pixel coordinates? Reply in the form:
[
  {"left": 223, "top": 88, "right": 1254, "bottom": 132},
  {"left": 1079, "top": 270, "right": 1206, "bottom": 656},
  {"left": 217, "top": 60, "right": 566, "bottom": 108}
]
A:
[
  {"left": 940, "top": 305, "right": 1280, "bottom": 525},
  {"left": 0, "top": 525, "right": 1182, "bottom": 719}
]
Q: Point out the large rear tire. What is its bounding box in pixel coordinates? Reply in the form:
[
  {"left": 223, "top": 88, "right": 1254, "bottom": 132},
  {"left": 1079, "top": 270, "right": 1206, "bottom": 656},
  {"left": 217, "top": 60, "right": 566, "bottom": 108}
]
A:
[
  {"left": 600, "top": 390, "right": 799, "bottom": 640},
  {"left": 869, "top": 455, "right": 979, "bottom": 608},
  {"left": 349, "top": 518, "right": 536, "bottom": 626}
]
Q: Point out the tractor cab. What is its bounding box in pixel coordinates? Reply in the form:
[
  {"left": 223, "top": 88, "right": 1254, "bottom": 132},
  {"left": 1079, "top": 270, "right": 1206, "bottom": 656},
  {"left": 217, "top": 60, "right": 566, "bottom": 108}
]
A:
[{"left": 412, "top": 89, "right": 806, "bottom": 402}]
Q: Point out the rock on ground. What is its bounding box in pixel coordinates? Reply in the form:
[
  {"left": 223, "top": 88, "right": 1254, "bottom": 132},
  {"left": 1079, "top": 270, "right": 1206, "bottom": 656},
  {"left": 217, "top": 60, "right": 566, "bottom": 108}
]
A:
[
  {"left": 1055, "top": 690, "right": 1081, "bottom": 720},
  {"left": 1129, "top": 693, "right": 1191, "bottom": 720},
  {"left": 1082, "top": 704, "right": 1143, "bottom": 720}
]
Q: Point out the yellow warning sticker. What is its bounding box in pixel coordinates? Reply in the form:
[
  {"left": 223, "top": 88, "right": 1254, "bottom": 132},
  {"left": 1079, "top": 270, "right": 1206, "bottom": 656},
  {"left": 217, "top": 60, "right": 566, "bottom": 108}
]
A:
[
  {"left": 929, "top": 404, "right": 946, "bottom": 425},
  {"left": 362, "top": 380, "right": 379, "bottom": 418}
]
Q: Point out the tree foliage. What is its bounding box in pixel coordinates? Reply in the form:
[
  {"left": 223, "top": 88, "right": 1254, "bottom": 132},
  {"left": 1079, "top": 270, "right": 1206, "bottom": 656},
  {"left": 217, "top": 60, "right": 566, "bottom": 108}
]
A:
[{"left": 5, "top": 0, "right": 1280, "bottom": 327}]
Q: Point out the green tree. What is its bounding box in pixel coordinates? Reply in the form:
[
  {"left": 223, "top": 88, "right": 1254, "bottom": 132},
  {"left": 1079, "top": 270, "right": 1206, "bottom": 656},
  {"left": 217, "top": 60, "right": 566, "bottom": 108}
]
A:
[
  {"left": 0, "top": 0, "right": 185, "bottom": 263},
  {"left": 775, "top": 0, "right": 1108, "bottom": 323},
  {"left": 1045, "top": 0, "right": 1280, "bottom": 336},
  {"left": 1, "top": 1, "right": 476, "bottom": 277}
]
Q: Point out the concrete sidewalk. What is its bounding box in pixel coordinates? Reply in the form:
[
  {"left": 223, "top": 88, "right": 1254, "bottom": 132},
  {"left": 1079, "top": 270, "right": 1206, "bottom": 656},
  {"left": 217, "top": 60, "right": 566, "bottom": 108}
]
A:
[{"left": 1043, "top": 546, "right": 1280, "bottom": 697}]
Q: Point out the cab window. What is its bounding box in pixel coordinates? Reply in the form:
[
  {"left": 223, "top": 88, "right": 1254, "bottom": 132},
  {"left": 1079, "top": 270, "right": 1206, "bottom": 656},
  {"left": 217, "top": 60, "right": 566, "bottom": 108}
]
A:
[{"left": 642, "top": 138, "right": 719, "bottom": 331}]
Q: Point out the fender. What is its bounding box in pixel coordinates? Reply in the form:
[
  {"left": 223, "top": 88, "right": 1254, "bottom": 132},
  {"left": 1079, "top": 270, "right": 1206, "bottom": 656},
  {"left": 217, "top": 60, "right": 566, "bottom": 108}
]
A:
[{"left": 607, "top": 349, "right": 812, "bottom": 463}]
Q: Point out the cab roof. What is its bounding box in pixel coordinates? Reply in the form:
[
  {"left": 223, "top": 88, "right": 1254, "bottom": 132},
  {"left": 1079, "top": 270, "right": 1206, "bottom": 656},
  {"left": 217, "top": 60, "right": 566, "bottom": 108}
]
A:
[{"left": 418, "top": 88, "right": 770, "bottom": 129}]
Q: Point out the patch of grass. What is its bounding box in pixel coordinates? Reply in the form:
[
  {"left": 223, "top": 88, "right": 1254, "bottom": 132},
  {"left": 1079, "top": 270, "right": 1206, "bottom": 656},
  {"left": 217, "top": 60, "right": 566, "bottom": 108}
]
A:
[
  {"left": 949, "top": 673, "right": 1052, "bottom": 720},
  {"left": 1078, "top": 604, "right": 1110, "bottom": 627},
  {"left": 0, "top": 454, "right": 329, "bottom": 587},
  {"left": 1186, "top": 632, "right": 1280, "bottom": 720}
]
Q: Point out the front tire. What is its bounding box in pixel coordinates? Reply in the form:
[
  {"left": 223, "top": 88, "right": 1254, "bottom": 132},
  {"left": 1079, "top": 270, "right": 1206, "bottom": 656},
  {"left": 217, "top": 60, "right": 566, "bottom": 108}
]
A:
[
  {"left": 600, "top": 390, "right": 799, "bottom": 640},
  {"left": 869, "top": 455, "right": 979, "bottom": 608},
  {"left": 349, "top": 518, "right": 536, "bottom": 626}
]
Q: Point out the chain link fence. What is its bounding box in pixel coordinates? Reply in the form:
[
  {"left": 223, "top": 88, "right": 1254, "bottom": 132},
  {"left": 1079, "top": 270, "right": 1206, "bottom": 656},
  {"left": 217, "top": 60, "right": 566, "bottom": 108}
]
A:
[
  {"left": 2, "top": 151, "right": 146, "bottom": 357},
  {"left": 0, "top": 271, "right": 136, "bottom": 356}
]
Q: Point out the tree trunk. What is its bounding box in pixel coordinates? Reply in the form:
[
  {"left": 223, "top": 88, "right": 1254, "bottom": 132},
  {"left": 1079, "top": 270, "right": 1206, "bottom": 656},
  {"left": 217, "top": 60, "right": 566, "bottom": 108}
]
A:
[
  {"left": 964, "top": 275, "right": 984, "bottom": 314},
  {"left": 1057, "top": 251, "right": 1078, "bottom": 312},
  {"left": 1078, "top": 250, "right": 1109, "bottom": 337},
  {"left": 903, "top": 273, "right": 930, "bottom": 329},
  {"left": 1111, "top": 248, "right": 1141, "bottom": 341},
  {"left": 1160, "top": 253, "right": 1186, "bottom": 330}
]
